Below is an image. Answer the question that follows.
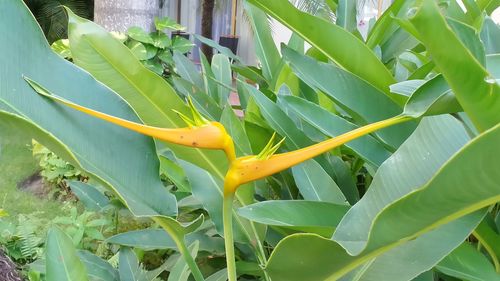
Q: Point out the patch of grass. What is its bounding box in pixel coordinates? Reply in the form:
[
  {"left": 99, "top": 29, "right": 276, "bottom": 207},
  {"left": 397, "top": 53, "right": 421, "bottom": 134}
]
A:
[{"left": 0, "top": 131, "right": 64, "bottom": 220}]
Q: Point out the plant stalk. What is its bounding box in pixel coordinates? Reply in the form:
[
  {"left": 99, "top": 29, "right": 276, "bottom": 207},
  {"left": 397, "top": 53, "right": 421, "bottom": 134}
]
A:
[
  {"left": 223, "top": 192, "right": 238, "bottom": 281},
  {"left": 177, "top": 238, "right": 206, "bottom": 281},
  {"left": 152, "top": 218, "right": 205, "bottom": 281}
]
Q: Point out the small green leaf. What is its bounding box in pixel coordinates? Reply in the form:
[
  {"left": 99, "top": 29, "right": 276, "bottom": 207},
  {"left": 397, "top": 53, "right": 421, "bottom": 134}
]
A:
[
  {"left": 211, "top": 54, "right": 232, "bottom": 106},
  {"left": 126, "top": 26, "right": 153, "bottom": 44},
  {"left": 154, "top": 16, "right": 185, "bottom": 31},
  {"left": 77, "top": 250, "right": 119, "bottom": 281},
  {"left": 69, "top": 181, "right": 109, "bottom": 211},
  {"left": 151, "top": 33, "right": 171, "bottom": 49},
  {"left": 238, "top": 200, "right": 349, "bottom": 236},
  {"left": 194, "top": 34, "right": 241, "bottom": 61},
  {"left": 46, "top": 227, "right": 88, "bottom": 281},
  {"left": 172, "top": 37, "right": 195, "bottom": 54},
  {"left": 436, "top": 242, "right": 500, "bottom": 281},
  {"left": 336, "top": 0, "right": 357, "bottom": 33},
  {"left": 126, "top": 41, "right": 147, "bottom": 60},
  {"left": 247, "top": 0, "right": 396, "bottom": 94},
  {"left": 291, "top": 160, "right": 347, "bottom": 205},
  {"left": 245, "top": 2, "right": 281, "bottom": 82},
  {"left": 409, "top": 0, "right": 500, "bottom": 132},
  {"left": 51, "top": 39, "right": 72, "bottom": 59},
  {"left": 118, "top": 248, "right": 141, "bottom": 281}
]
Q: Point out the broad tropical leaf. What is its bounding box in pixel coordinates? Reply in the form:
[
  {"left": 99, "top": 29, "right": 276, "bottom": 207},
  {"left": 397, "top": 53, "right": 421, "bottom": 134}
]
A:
[
  {"left": 282, "top": 46, "right": 416, "bottom": 148},
  {"left": 408, "top": 0, "right": 500, "bottom": 132},
  {"left": 436, "top": 243, "right": 500, "bottom": 281},
  {"left": 78, "top": 251, "right": 119, "bottom": 281},
  {"left": 118, "top": 248, "right": 141, "bottom": 281},
  {"left": 245, "top": 2, "right": 281, "bottom": 82},
  {"left": 0, "top": 1, "right": 176, "bottom": 217},
  {"left": 281, "top": 95, "right": 391, "bottom": 167},
  {"left": 107, "top": 228, "right": 224, "bottom": 253},
  {"left": 46, "top": 227, "right": 88, "bottom": 281},
  {"left": 265, "top": 116, "right": 485, "bottom": 280},
  {"left": 69, "top": 181, "right": 110, "bottom": 211},
  {"left": 237, "top": 200, "right": 349, "bottom": 236},
  {"left": 336, "top": 119, "right": 500, "bottom": 256},
  {"left": 247, "top": 0, "right": 396, "bottom": 96}
]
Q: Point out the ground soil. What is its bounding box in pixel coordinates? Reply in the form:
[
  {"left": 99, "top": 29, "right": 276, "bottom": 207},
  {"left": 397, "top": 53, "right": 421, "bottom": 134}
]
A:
[{"left": 0, "top": 250, "right": 23, "bottom": 281}]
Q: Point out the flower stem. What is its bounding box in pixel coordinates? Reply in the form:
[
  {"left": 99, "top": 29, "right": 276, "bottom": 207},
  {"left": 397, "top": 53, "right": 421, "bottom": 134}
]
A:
[
  {"left": 152, "top": 217, "right": 205, "bottom": 281},
  {"left": 223, "top": 192, "right": 237, "bottom": 281}
]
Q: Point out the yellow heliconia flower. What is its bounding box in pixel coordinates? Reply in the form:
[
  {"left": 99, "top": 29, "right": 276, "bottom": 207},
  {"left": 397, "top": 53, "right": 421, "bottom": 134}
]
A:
[
  {"left": 25, "top": 77, "right": 236, "bottom": 161},
  {"left": 224, "top": 115, "right": 410, "bottom": 194}
]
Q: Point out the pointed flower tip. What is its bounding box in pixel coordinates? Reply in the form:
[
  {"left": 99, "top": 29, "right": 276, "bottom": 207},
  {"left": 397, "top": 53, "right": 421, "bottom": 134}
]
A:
[
  {"left": 172, "top": 109, "right": 196, "bottom": 127},
  {"left": 256, "top": 133, "right": 286, "bottom": 160},
  {"left": 187, "top": 96, "right": 209, "bottom": 126},
  {"left": 24, "top": 76, "right": 53, "bottom": 98},
  {"left": 174, "top": 96, "right": 210, "bottom": 127}
]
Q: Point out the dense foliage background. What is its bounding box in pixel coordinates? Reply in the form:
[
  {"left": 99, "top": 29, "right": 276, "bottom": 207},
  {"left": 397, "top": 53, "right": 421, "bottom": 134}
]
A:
[{"left": 0, "top": 0, "right": 499, "bottom": 280}]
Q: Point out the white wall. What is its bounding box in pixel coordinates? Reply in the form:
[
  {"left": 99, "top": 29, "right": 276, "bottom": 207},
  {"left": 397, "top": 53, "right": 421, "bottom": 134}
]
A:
[{"left": 493, "top": 7, "right": 500, "bottom": 23}]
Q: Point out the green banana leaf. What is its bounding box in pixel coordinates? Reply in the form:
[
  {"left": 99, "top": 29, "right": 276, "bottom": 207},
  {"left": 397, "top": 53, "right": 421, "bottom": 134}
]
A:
[
  {"left": 402, "top": 75, "right": 462, "bottom": 117},
  {"left": 291, "top": 160, "right": 347, "bottom": 204},
  {"left": 68, "top": 181, "right": 110, "bottom": 211},
  {"left": 193, "top": 34, "right": 242, "bottom": 61},
  {"left": 199, "top": 51, "right": 220, "bottom": 102},
  {"left": 337, "top": 120, "right": 500, "bottom": 256},
  {"left": 265, "top": 211, "right": 482, "bottom": 281},
  {"left": 280, "top": 95, "right": 392, "bottom": 167},
  {"left": 245, "top": 2, "right": 281, "bottom": 82},
  {"left": 107, "top": 228, "right": 224, "bottom": 253},
  {"left": 237, "top": 200, "right": 349, "bottom": 236},
  {"left": 77, "top": 250, "right": 119, "bottom": 281},
  {"left": 173, "top": 51, "right": 205, "bottom": 90},
  {"left": 366, "top": 0, "right": 409, "bottom": 48},
  {"left": 118, "top": 248, "right": 141, "bottom": 281},
  {"left": 220, "top": 106, "right": 252, "bottom": 157},
  {"left": 0, "top": 1, "right": 176, "bottom": 217},
  {"left": 282, "top": 46, "right": 416, "bottom": 148},
  {"left": 171, "top": 77, "right": 222, "bottom": 120},
  {"left": 246, "top": 0, "right": 396, "bottom": 97},
  {"left": 265, "top": 116, "right": 485, "bottom": 280},
  {"left": 481, "top": 17, "right": 500, "bottom": 54},
  {"left": 447, "top": 18, "right": 486, "bottom": 66},
  {"left": 336, "top": 0, "right": 357, "bottom": 33},
  {"left": 244, "top": 83, "right": 354, "bottom": 201},
  {"left": 408, "top": 0, "right": 500, "bottom": 132},
  {"left": 46, "top": 227, "right": 88, "bottom": 281},
  {"left": 211, "top": 54, "right": 232, "bottom": 106},
  {"left": 334, "top": 115, "right": 469, "bottom": 254},
  {"left": 436, "top": 242, "right": 500, "bottom": 281}
]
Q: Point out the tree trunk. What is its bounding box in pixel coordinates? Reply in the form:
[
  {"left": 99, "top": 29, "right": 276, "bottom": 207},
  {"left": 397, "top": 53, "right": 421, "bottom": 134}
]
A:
[
  {"left": 201, "top": 0, "right": 216, "bottom": 62},
  {"left": 94, "top": 0, "right": 160, "bottom": 32}
]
